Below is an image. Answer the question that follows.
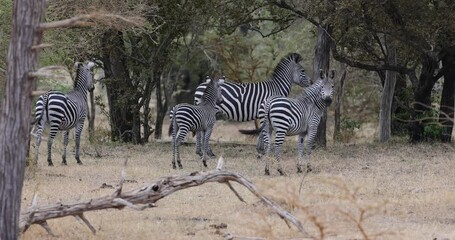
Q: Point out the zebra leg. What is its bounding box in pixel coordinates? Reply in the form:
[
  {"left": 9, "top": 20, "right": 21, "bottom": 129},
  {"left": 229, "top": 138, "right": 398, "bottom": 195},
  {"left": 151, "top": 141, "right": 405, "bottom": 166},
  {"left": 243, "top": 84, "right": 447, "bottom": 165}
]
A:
[
  {"left": 46, "top": 128, "right": 58, "bottom": 166},
  {"left": 264, "top": 124, "right": 273, "bottom": 175},
  {"left": 297, "top": 134, "right": 305, "bottom": 173},
  {"left": 256, "top": 131, "right": 265, "bottom": 160},
  {"left": 274, "top": 131, "right": 287, "bottom": 176},
  {"left": 34, "top": 123, "right": 45, "bottom": 165},
  {"left": 74, "top": 123, "right": 83, "bottom": 165},
  {"left": 172, "top": 126, "right": 177, "bottom": 169},
  {"left": 62, "top": 130, "right": 69, "bottom": 165},
  {"left": 195, "top": 132, "right": 203, "bottom": 157},
  {"left": 305, "top": 128, "right": 318, "bottom": 173},
  {"left": 176, "top": 127, "right": 189, "bottom": 169},
  {"left": 202, "top": 128, "right": 213, "bottom": 167}
]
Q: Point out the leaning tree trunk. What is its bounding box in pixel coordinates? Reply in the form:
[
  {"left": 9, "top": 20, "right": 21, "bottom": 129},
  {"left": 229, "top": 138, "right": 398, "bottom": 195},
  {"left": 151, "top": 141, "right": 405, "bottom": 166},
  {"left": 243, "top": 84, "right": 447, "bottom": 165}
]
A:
[
  {"left": 101, "top": 31, "right": 141, "bottom": 143},
  {"left": 439, "top": 48, "right": 455, "bottom": 142},
  {"left": 0, "top": 0, "right": 46, "bottom": 238},
  {"left": 312, "top": 26, "right": 332, "bottom": 148},
  {"left": 378, "top": 44, "right": 397, "bottom": 142},
  {"left": 410, "top": 54, "right": 438, "bottom": 142}
]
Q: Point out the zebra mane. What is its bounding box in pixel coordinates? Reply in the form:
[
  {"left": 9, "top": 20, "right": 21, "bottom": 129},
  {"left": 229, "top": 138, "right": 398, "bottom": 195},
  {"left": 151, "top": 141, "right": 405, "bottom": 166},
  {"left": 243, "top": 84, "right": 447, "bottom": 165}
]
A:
[
  {"left": 201, "top": 78, "right": 216, "bottom": 103},
  {"left": 270, "top": 52, "right": 302, "bottom": 81},
  {"left": 73, "top": 63, "right": 83, "bottom": 89}
]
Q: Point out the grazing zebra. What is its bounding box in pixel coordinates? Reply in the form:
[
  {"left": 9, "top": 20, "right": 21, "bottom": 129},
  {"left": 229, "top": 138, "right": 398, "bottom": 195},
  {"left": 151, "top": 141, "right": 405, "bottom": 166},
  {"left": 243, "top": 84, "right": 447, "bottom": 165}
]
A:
[
  {"left": 33, "top": 61, "right": 95, "bottom": 166},
  {"left": 171, "top": 77, "right": 224, "bottom": 169},
  {"left": 258, "top": 70, "right": 335, "bottom": 175},
  {"left": 193, "top": 53, "right": 310, "bottom": 157}
]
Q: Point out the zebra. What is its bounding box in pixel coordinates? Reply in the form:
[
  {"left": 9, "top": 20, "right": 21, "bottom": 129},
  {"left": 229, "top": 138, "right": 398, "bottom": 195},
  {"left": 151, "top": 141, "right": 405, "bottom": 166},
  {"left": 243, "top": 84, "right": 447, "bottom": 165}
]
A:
[
  {"left": 193, "top": 52, "right": 311, "bottom": 157},
  {"left": 257, "top": 70, "right": 335, "bottom": 175},
  {"left": 32, "top": 61, "right": 96, "bottom": 166},
  {"left": 170, "top": 76, "right": 224, "bottom": 169}
]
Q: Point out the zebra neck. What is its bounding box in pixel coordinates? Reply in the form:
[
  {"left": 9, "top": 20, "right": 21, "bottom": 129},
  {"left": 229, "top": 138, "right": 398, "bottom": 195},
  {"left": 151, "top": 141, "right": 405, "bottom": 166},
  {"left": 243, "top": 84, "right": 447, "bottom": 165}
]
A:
[
  {"left": 270, "top": 77, "right": 292, "bottom": 96},
  {"left": 71, "top": 87, "right": 89, "bottom": 102},
  {"left": 313, "top": 97, "right": 326, "bottom": 111}
]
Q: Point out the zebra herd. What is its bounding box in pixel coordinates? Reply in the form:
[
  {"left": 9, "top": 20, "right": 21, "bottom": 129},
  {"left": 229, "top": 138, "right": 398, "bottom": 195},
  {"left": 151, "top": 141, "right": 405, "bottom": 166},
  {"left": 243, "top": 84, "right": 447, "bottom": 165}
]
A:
[{"left": 32, "top": 53, "right": 334, "bottom": 176}]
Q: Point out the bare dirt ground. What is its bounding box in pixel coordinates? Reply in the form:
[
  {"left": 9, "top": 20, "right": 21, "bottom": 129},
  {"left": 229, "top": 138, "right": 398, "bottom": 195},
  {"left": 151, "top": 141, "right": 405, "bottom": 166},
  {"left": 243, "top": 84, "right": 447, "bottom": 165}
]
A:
[{"left": 22, "top": 121, "right": 455, "bottom": 239}]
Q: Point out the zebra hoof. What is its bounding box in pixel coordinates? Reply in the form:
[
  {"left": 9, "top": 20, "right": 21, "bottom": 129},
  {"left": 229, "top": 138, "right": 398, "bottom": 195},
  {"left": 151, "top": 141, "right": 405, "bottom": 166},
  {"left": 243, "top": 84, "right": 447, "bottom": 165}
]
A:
[
  {"left": 306, "top": 164, "right": 313, "bottom": 173},
  {"left": 172, "top": 163, "right": 177, "bottom": 169},
  {"left": 48, "top": 162, "right": 54, "bottom": 167},
  {"left": 277, "top": 168, "right": 287, "bottom": 176},
  {"left": 77, "top": 161, "right": 83, "bottom": 165},
  {"left": 208, "top": 151, "right": 216, "bottom": 158},
  {"left": 264, "top": 169, "right": 270, "bottom": 175},
  {"left": 61, "top": 161, "right": 67, "bottom": 166},
  {"left": 196, "top": 150, "right": 203, "bottom": 157}
]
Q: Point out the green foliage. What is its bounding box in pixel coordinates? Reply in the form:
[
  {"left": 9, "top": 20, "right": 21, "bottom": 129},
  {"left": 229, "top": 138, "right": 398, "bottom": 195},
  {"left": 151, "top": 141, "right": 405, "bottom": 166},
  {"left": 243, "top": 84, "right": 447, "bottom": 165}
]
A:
[
  {"left": 424, "top": 123, "right": 444, "bottom": 141},
  {"left": 338, "top": 117, "right": 361, "bottom": 143},
  {"left": 0, "top": 0, "right": 13, "bottom": 99}
]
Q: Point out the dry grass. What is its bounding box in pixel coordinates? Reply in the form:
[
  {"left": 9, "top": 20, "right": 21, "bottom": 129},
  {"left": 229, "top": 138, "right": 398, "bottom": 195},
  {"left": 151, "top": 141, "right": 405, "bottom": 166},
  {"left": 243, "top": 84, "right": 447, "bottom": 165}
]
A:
[{"left": 22, "top": 121, "right": 455, "bottom": 239}]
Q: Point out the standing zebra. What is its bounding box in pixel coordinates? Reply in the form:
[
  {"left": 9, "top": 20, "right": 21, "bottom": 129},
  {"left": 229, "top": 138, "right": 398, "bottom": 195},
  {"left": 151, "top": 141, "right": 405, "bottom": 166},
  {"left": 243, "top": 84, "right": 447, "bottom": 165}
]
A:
[
  {"left": 258, "top": 70, "right": 335, "bottom": 175},
  {"left": 171, "top": 77, "right": 224, "bottom": 169},
  {"left": 193, "top": 53, "right": 310, "bottom": 157},
  {"left": 33, "top": 61, "right": 95, "bottom": 166}
]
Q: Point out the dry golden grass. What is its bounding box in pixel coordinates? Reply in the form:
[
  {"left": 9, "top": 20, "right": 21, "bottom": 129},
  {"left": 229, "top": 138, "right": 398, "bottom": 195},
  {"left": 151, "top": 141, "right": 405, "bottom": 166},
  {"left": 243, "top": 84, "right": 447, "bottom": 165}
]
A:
[{"left": 22, "top": 121, "right": 455, "bottom": 239}]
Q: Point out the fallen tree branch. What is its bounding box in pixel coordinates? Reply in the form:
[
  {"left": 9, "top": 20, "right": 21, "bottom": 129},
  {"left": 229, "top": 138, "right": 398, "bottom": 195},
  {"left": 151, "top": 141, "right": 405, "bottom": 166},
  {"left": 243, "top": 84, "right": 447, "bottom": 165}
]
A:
[{"left": 20, "top": 158, "right": 309, "bottom": 237}]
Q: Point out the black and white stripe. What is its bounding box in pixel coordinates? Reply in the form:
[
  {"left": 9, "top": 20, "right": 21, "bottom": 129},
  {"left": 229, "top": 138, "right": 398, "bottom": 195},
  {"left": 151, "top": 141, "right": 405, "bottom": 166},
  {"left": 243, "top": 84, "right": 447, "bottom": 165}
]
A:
[
  {"left": 193, "top": 53, "right": 310, "bottom": 156},
  {"left": 33, "top": 61, "right": 95, "bottom": 166},
  {"left": 171, "top": 77, "right": 224, "bottom": 169},
  {"left": 259, "top": 70, "right": 335, "bottom": 175}
]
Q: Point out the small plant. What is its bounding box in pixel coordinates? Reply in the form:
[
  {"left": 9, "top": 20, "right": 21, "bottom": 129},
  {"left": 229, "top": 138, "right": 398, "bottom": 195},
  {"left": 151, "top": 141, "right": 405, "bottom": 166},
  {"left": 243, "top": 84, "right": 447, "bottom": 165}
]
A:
[{"left": 338, "top": 117, "right": 361, "bottom": 143}]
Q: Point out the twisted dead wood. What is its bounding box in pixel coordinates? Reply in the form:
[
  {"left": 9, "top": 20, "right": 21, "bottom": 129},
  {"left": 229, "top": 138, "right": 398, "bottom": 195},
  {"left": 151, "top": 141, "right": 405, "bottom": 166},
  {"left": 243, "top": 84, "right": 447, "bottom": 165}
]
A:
[{"left": 20, "top": 158, "right": 308, "bottom": 237}]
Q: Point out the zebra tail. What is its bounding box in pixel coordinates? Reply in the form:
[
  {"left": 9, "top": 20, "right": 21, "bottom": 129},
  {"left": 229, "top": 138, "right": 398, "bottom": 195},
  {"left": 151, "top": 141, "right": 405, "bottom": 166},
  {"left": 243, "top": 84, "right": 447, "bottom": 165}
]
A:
[
  {"left": 238, "top": 125, "right": 264, "bottom": 135},
  {"left": 31, "top": 93, "right": 48, "bottom": 126},
  {"left": 168, "top": 107, "right": 176, "bottom": 137}
]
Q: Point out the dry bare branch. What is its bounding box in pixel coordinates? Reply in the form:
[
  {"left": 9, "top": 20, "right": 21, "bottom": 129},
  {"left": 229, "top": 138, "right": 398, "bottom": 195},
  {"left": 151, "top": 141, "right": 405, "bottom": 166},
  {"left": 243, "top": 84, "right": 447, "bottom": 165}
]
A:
[
  {"left": 19, "top": 167, "right": 309, "bottom": 237},
  {"left": 38, "top": 13, "right": 144, "bottom": 31}
]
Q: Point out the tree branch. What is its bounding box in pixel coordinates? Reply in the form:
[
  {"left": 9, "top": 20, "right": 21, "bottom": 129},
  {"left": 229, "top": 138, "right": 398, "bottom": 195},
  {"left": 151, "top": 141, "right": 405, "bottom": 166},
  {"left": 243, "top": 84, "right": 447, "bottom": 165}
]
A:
[{"left": 20, "top": 160, "right": 310, "bottom": 237}]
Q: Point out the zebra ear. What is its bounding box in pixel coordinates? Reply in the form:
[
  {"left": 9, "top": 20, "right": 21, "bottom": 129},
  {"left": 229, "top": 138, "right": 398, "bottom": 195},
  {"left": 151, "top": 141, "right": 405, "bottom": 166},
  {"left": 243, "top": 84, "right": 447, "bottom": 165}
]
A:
[
  {"left": 205, "top": 76, "right": 211, "bottom": 83},
  {"left": 319, "top": 69, "right": 325, "bottom": 79},
  {"left": 75, "top": 62, "right": 81, "bottom": 68},
  {"left": 87, "top": 61, "right": 95, "bottom": 69},
  {"left": 218, "top": 76, "right": 225, "bottom": 84},
  {"left": 329, "top": 69, "right": 335, "bottom": 79}
]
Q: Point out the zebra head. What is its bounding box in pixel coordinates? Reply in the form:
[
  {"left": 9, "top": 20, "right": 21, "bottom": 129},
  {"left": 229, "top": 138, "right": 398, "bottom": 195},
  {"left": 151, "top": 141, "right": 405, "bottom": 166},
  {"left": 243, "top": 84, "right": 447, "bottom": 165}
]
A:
[
  {"left": 286, "top": 53, "right": 310, "bottom": 88},
  {"left": 319, "top": 69, "right": 334, "bottom": 105},
  {"left": 74, "top": 61, "right": 95, "bottom": 92}
]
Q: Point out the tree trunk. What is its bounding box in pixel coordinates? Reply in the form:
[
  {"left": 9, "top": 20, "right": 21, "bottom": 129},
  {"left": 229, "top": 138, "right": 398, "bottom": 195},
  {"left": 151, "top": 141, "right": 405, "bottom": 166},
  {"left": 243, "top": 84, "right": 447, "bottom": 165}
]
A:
[
  {"left": 154, "top": 70, "right": 166, "bottom": 139},
  {"left": 101, "top": 31, "right": 140, "bottom": 143},
  {"left": 439, "top": 48, "right": 455, "bottom": 142},
  {"left": 312, "top": 26, "right": 332, "bottom": 148},
  {"left": 378, "top": 44, "right": 397, "bottom": 142},
  {"left": 410, "top": 54, "right": 438, "bottom": 142},
  {"left": 333, "top": 64, "right": 347, "bottom": 141},
  {"left": 0, "top": 0, "right": 46, "bottom": 238},
  {"left": 88, "top": 90, "right": 95, "bottom": 142}
]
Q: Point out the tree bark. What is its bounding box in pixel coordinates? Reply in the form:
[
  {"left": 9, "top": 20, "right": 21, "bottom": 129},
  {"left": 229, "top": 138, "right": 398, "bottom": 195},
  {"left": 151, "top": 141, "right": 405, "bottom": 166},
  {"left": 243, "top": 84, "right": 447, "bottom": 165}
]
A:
[
  {"left": 312, "top": 26, "right": 332, "bottom": 148},
  {"left": 439, "top": 48, "right": 455, "bottom": 142},
  {"left": 88, "top": 90, "right": 95, "bottom": 142},
  {"left": 0, "top": 0, "right": 46, "bottom": 238},
  {"left": 378, "top": 43, "right": 397, "bottom": 142},
  {"left": 333, "top": 64, "right": 347, "bottom": 141},
  {"left": 410, "top": 54, "right": 438, "bottom": 142},
  {"left": 101, "top": 31, "right": 140, "bottom": 143},
  {"left": 154, "top": 70, "right": 166, "bottom": 139}
]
